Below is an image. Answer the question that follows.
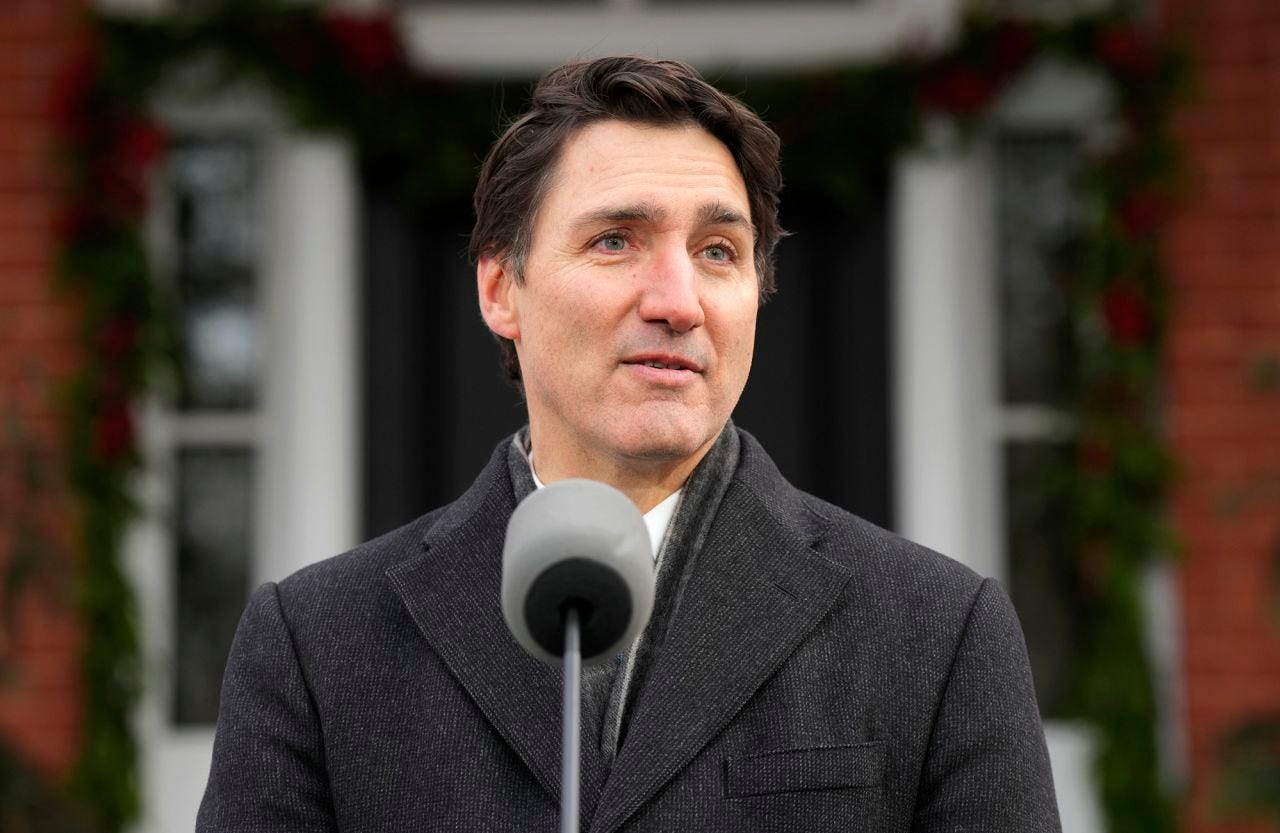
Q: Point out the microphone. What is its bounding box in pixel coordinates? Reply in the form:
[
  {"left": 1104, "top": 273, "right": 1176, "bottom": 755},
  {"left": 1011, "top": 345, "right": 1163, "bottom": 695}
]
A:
[
  {"left": 501, "top": 478, "right": 655, "bottom": 833},
  {"left": 502, "top": 479, "right": 655, "bottom": 666}
]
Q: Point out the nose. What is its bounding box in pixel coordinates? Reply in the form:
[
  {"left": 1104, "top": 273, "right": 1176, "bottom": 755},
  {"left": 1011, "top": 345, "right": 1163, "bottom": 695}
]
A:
[{"left": 637, "top": 243, "right": 705, "bottom": 333}]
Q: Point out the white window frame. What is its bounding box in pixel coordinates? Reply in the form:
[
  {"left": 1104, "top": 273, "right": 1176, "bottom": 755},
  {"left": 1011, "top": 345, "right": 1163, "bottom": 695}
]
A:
[
  {"left": 126, "top": 84, "right": 360, "bottom": 833},
  {"left": 892, "top": 60, "right": 1187, "bottom": 832}
]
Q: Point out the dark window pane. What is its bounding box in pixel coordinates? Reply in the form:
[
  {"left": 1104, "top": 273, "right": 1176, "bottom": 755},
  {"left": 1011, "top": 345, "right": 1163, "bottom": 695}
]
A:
[
  {"left": 1005, "top": 440, "right": 1082, "bottom": 718},
  {"left": 996, "top": 133, "right": 1082, "bottom": 406},
  {"left": 174, "top": 448, "right": 253, "bottom": 725},
  {"left": 169, "top": 139, "right": 260, "bottom": 410}
]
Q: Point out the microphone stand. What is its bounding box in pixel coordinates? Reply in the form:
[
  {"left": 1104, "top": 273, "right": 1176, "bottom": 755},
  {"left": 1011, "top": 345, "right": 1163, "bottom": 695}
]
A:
[{"left": 560, "top": 607, "right": 581, "bottom": 833}]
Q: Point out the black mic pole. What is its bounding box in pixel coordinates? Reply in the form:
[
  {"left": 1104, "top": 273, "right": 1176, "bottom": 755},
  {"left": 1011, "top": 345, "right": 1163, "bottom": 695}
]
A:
[
  {"left": 500, "top": 479, "right": 655, "bottom": 833},
  {"left": 560, "top": 607, "right": 581, "bottom": 833}
]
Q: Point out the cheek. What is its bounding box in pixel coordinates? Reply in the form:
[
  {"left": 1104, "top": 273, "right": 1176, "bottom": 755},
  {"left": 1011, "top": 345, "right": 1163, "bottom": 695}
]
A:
[
  {"left": 546, "top": 277, "right": 632, "bottom": 340},
  {"left": 712, "top": 295, "right": 759, "bottom": 365},
  {"left": 523, "top": 286, "right": 615, "bottom": 371}
]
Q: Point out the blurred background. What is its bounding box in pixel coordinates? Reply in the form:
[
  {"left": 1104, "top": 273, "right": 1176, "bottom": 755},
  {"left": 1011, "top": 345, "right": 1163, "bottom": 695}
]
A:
[{"left": 0, "top": 0, "right": 1277, "bottom": 831}]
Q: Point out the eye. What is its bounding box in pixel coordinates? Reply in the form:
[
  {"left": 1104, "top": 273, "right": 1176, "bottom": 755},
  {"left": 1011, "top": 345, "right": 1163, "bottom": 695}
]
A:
[
  {"left": 703, "top": 242, "right": 737, "bottom": 263},
  {"left": 593, "top": 232, "right": 628, "bottom": 252}
]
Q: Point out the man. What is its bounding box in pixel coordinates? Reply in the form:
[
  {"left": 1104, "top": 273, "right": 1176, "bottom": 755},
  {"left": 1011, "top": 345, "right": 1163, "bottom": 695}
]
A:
[{"left": 199, "top": 56, "right": 1061, "bottom": 832}]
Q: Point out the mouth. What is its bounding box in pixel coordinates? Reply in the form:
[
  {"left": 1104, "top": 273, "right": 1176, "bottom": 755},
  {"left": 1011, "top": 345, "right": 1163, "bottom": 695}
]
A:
[{"left": 621, "top": 353, "right": 704, "bottom": 374}]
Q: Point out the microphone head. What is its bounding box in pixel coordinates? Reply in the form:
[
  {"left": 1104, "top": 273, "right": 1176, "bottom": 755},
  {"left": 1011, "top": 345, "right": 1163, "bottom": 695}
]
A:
[{"left": 502, "top": 479, "right": 654, "bottom": 666}]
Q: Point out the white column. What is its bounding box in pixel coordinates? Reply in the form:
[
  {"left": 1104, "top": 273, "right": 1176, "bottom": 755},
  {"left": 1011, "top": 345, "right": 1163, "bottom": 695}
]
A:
[
  {"left": 892, "top": 147, "right": 1106, "bottom": 832},
  {"left": 258, "top": 136, "right": 361, "bottom": 584},
  {"left": 1045, "top": 724, "right": 1105, "bottom": 833},
  {"left": 891, "top": 149, "right": 1000, "bottom": 581}
]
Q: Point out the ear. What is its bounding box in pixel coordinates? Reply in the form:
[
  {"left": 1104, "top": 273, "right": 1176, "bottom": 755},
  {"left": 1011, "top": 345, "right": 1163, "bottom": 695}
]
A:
[{"left": 477, "top": 254, "right": 520, "bottom": 341}]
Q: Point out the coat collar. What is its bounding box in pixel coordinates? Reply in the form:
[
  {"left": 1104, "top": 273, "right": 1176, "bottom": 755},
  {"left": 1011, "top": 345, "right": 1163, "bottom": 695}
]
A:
[
  {"left": 384, "top": 439, "right": 584, "bottom": 805},
  {"left": 386, "top": 430, "right": 853, "bottom": 832},
  {"left": 587, "top": 431, "right": 852, "bottom": 833}
]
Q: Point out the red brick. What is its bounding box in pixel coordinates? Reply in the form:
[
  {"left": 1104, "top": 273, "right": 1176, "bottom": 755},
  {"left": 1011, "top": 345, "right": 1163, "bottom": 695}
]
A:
[
  {"left": 1167, "top": 250, "right": 1280, "bottom": 286},
  {"left": 1180, "top": 111, "right": 1280, "bottom": 148},
  {"left": 0, "top": 0, "right": 83, "bottom": 780},
  {"left": 0, "top": 717, "right": 80, "bottom": 776},
  {"left": 0, "top": 79, "right": 56, "bottom": 119},
  {"left": 0, "top": 150, "right": 53, "bottom": 190},
  {"left": 0, "top": 118, "right": 55, "bottom": 155},
  {"left": 0, "top": 229, "right": 55, "bottom": 268},
  {"left": 1172, "top": 412, "right": 1274, "bottom": 442},
  {"left": 1169, "top": 1, "right": 1280, "bottom": 821},
  {"left": 0, "top": 268, "right": 59, "bottom": 302},
  {"left": 0, "top": 301, "right": 76, "bottom": 341},
  {"left": 1176, "top": 0, "right": 1280, "bottom": 25},
  {"left": 1202, "top": 64, "right": 1280, "bottom": 104},
  {"left": 0, "top": 43, "right": 65, "bottom": 81},
  {"left": 1174, "top": 285, "right": 1280, "bottom": 322},
  {"left": 0, "top": 190, "right": 54, "bottom": 226},
  {"left": 1194, "top": 28, "right": 1280, "bottom": 65},
  {"left": 0, "top": 5, "right": 82, "bottom": 42},
  {"left": 8, "top": 597, "right": 81, "bottom": 652},
  {"left": 1168, "top": 326, "right": 1251, "bottom": 362}
]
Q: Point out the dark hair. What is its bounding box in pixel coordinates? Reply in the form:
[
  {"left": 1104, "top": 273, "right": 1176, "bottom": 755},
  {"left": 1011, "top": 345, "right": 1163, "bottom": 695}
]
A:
[{"left": 469, "top": 55, "right": 785, "bottom": 383}]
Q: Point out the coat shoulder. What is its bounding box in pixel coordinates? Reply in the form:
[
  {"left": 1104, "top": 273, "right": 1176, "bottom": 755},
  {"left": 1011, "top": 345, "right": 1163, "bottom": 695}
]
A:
[
  {"left": 272, "top": 506, "right": 448, "bottom": 620},
  {"left": 275, "top": 432, "right": 517, "bottom": 607},
  {"left": 797, "top": 490, "right": 984, "bottom": 600},
  {"left": 732, "top": 427, "right": 985, "bottom": 610}
]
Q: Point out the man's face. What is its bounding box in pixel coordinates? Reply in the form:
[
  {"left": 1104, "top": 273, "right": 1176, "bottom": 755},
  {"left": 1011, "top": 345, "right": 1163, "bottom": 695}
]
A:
[{"left": 481, "top": 119, "right": 759, "bottom": 475}]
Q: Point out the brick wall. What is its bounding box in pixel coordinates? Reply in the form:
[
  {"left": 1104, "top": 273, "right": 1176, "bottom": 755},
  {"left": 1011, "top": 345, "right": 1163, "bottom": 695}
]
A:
[
  {"left": 1163, "top": 0, "right": 1280, "bottom": 831},
  {"left": 0, "top": 0, "right": 86, "bottom": 777}
]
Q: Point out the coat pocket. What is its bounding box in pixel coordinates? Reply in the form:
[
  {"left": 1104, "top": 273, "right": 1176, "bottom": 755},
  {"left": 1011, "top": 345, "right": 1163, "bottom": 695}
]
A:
[{"left": 724, "top": 741, "right": 885, "bottom": 798}]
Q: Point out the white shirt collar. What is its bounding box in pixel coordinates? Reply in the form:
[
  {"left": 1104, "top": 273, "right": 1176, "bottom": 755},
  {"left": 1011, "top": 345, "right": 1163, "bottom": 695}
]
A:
[{"left": 528, "top": 452, "right": 680, "bottom": 559}]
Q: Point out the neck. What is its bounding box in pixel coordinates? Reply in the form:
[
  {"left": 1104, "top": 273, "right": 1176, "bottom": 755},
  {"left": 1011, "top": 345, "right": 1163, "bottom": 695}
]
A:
[{"left": 527, "top": 430, "right": 719, "bottom": 514}]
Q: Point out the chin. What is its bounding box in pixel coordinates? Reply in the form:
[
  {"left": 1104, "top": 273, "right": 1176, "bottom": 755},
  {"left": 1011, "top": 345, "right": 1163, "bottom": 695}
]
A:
[{"left": 605, "top": 415, "right": 718, "bottom": 464}]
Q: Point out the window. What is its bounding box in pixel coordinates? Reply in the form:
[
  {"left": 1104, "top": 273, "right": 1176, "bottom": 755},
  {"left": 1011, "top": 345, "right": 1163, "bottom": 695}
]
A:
[
  {"left": 133, "top": 127, "right": 359, "bottom": 833},
  {"left": 994, "top": 131, "right": 1086, "bottom": 718},
  {"left": 165, "top": 137, "right": 261, "bottom": 726}
]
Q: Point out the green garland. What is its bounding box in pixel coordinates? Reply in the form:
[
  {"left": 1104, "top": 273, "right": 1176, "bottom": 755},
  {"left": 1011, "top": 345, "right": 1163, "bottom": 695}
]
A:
[
  {"left": 51, "top": 34, "right": 156, "bottom": 827},
  {"left": 0, "top": 740, "right": 92, "bottom": 833},
  {"left": 37, "top": 3, "right": 1189, "bottom": 830},
  {"left": 1212, "top": 360, "right": 1280, "bottom": 827}
]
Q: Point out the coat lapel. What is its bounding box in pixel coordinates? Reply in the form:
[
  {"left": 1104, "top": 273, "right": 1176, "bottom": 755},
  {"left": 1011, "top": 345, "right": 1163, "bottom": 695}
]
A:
[
  {"left": 588, "top": 438, "right": 853, "bottom": 833},
  {"left": 385, "top": 443, "right": 604, "bottom": 807},
  {"left": 385, "top": 433, "right": 854, "bottom": 833}
]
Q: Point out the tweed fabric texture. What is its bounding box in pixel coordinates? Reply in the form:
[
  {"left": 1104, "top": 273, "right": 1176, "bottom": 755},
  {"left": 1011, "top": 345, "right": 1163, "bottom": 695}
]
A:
[
  {"left": 198, "top": 428, "right": 1062, "bottom": 833},
  {"left": 505, "top": 430, "right": 619, "bottom": 786},
  {"left": 507, "top": 425, "right": 742, "bottom": 773},
  {"left": 505, "top": 433, "right": 620, "bottom": 782},
  {"left": 606, "top": 426, "right": 740, "bottom": 758}
]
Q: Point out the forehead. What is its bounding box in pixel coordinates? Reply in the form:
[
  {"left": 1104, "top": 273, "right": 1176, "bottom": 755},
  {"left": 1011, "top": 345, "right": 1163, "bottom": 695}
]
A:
[{"left": 536, "top": 119, "right": 751, "bottom": 231}]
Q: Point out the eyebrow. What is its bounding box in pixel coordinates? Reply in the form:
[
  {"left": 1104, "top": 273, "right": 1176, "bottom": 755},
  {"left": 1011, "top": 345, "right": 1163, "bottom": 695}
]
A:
[
  {"left": 571, "top": 201, "right": 665, "bottom": 230},
  {"left": 570, "top": 200, "right": 755, "bottom": 237},
  {"left": 696, "top": 201, "right": 754, "bottom": 236}
]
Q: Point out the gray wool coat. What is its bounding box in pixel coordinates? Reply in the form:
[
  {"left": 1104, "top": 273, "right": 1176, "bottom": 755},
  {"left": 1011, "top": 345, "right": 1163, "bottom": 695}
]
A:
[{"left": 197, "top": 429, "right": 1061, "bottom": 832}]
